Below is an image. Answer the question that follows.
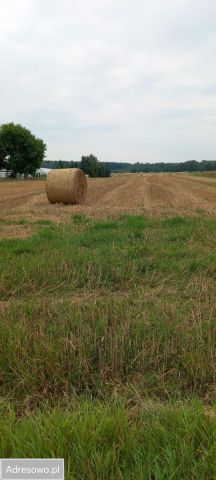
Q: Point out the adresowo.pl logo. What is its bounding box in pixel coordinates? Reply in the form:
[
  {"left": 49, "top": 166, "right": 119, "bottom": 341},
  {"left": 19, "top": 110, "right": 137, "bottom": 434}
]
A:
[{"left": 0, "top": 459, "right": 64, "bottom": 480}]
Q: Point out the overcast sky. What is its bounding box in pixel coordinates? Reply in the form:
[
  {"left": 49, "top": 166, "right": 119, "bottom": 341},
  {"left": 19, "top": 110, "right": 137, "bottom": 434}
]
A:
[{"left": 1, "top": 0, "right": 216, "bottom": 163}]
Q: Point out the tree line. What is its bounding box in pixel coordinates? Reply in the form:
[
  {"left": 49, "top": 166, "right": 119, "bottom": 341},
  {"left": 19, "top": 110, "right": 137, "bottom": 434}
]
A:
[
  {"left": 130, "top": 160, "right": 216, "bottom": 173},
  {"left": 1, "top": 123, "right": 216, "bottom": 177},
  {"left": 44, "top": 159, "right": 216, "bottom": 174},
  {"left": 43, "top": 160, "right": 132, "bottom": 173}
]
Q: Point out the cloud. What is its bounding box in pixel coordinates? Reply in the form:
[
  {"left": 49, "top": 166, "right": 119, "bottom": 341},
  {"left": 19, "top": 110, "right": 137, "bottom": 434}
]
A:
[{"left": 0, "top": 0, "right": 216, "bottom": 162}]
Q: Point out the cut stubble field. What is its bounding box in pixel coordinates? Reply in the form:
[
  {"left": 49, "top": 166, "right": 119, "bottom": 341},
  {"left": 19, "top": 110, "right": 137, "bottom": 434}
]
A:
[
  {"left": 0, "top": 173, "right": 216, "bottom": 479},
  {"left": 1, "top": 173, "right": 216, "bottom": 227}
]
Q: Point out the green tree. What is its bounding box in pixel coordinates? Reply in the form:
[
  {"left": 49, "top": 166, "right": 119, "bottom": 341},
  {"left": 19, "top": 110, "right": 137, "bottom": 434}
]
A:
[
  {"left": 80, "top": 154, "right": 99, "bottom": 177},
  {"left": 0, "top": 123, "right": 46, "bottom": 176},
  {"left": 80, "top": 154, "right": 111, "bottom": 177},
  {"left": 98, "top": 162, "right": 111, "bottom": 177}
]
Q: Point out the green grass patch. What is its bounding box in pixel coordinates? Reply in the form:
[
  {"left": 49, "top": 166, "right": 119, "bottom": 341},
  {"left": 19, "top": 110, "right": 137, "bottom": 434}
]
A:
[
  {"left": 0, "top": 399, "right": 215, "bottom": 480},
  {"left": 1, "top": 215, "right": 216, "bottom": 299}
]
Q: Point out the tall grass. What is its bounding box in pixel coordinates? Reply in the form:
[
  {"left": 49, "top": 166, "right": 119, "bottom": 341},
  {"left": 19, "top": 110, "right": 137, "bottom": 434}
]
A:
[
  {"left": 0, "top": 292, "right": 215, "bottom": 403},
  {"left": 0, "top": 399, "right": 215, "bottom": 480}
]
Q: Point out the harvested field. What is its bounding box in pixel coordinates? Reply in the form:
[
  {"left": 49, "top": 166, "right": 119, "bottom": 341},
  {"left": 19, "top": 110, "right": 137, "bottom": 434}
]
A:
[{"left": 1, "top": 173, "right": 216, "bottom": 226}]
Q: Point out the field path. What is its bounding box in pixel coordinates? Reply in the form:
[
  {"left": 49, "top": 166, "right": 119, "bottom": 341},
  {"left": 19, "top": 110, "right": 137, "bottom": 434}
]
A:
[{"left": 1, "top": 173, "right": 216, "bottom": 224}]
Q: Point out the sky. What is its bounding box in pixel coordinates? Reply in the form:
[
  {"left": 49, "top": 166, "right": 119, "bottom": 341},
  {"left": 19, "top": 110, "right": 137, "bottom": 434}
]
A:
[{"left": 1, "top": 0, "right": 216, "bottom": 163}]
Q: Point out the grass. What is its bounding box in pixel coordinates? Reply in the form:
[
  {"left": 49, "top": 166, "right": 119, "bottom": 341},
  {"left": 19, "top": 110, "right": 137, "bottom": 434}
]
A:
[
  {"left": 1, "top": 214, "right": 216, "bottom": 299},
  {"left": 0, "top": 399, "right": 215, "bottom": 480},
  {"left": 0, "top": 292, "right": 215, "bottom": 403},
  {"left": 0, "top": 214, "right": 216, "bottom": 478}
]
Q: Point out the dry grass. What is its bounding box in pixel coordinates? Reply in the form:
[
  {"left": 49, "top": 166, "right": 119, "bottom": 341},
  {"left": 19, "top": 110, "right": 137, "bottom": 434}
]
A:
[
  {"left": 1, "top": 173, "right": 216, "bottom": 228},
  {"left": 0, "top": 223, "right": 35, "bottom": 239}
]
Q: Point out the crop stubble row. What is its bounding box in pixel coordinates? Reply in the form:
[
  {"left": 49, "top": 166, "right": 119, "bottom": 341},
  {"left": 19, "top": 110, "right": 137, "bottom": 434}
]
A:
[{"left": 1, "top": 173, "right": 216, "bottom": 227}]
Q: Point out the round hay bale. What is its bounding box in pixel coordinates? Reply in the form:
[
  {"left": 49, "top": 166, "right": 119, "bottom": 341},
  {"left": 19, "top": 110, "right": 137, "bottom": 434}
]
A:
[{"left": 46, "top": 168, "right": 87, "bottom": 205}]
